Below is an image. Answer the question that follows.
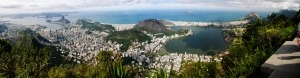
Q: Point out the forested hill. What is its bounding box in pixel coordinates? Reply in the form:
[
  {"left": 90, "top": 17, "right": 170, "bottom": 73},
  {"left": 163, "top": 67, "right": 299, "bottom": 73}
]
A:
[{"left": 75, "top": 19, "right": 115, "bottom": 32}]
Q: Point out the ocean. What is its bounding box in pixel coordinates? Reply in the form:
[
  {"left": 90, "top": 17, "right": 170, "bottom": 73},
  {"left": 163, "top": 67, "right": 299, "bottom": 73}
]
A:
[
  {"left": 1, "top": 9, "right": 270, "bottom": 29},
  {"left": 67, "top": 9, "right": 270, "bottom": 24}
]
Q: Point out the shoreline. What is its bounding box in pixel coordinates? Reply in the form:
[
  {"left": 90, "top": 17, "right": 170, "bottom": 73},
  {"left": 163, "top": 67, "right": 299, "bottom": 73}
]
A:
[{"left": 105, "top": 20, "right": 249, "bottom": 31}]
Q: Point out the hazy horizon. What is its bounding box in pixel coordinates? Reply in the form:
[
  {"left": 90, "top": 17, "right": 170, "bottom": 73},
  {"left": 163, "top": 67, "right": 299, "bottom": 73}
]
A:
[{"left": 0, "top": 0, "right": 299, "bottom": 14}]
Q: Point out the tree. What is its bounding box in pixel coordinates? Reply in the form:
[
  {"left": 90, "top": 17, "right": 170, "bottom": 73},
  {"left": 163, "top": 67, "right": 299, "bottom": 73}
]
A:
[
  {"left": 0, "top": 33, "right": 54, "bottom": 77},
  {"left": 0, "top": 39, "right": 12, "bottom": 53}
]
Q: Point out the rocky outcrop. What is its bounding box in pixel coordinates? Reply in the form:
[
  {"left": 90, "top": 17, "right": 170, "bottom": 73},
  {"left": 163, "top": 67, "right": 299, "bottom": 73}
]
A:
[
  {"left": 46, "top": 20, "right": 52, "bottom": 23},
  {"left": 242, "top": 12, "right": 260, "bottom": 22},
  {"left": 75, "top": 18, "right": 92, "bottom": 25},
  {"left": 278, "top": 9, "right": 298, "bottom": 18},
  {"left": 135, "top": 19, "right": 168, "bottom": 32},
  {"left": 54, "top": 16, "right": 70, "bottom": 24},
  {"left": 75, "top": 18, "right": 115, "bottom": 32}
]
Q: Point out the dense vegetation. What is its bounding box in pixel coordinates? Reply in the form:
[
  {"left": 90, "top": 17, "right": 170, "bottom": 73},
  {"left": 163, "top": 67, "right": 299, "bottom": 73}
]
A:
[
  {"left": 134, "top": 26, "right": 189, "bottom": 37},
  {"left": 47, "top": 51, "right": 141, "bottom": 78},
  {"left": 0, "top": 32, "right": 59, "bottom": 77},
  {"left": 77, "top": 19, "right": 115, "bottom": 32},
  {"left": 221, "top": 10, "right": 300, "bottom": 77},
  {"left": 105, "top": 29, "right": 152, "bottom": 51}
]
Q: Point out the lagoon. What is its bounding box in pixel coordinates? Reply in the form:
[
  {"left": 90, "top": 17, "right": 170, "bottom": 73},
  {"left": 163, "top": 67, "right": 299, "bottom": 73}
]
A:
[{"left": 165, "top": 26, "right": 229, "bottom": 55}]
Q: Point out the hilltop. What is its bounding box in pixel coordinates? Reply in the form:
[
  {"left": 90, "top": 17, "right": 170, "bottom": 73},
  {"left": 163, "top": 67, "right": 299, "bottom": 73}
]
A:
[
  {"left": 54, "top": 16, "right": 70, "bottom": 24},
  {"left": 75, "top": 18, "right": 115, "bottom": 32},
  {"left": 135, "top": 19, "right": 168, "bottom": 32},
  {"left": 242, "top": 12, "right": 261, "bottom": 22}
]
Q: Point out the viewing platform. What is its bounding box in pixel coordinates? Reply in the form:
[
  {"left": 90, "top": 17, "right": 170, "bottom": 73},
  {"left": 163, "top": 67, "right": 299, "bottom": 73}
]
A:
[{"left": 261, "top": 38, "right": 300, "bottom": 78}]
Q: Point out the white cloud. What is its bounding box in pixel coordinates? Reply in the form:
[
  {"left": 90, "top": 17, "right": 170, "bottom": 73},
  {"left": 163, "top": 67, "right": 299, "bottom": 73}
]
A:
[{"left": 0, "top": 0, "right": 299, "bottom": 14}]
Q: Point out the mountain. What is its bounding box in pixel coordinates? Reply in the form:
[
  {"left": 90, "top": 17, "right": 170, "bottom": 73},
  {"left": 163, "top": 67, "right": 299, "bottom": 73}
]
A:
[
  {"left": 242, "top": 12, "right": 261, "bottom": 22},
  {"left": 135, "top": 19, "right": 168, "bottom": 32},
  {"left": 75, "top": 19, "right": 115, "bottom": 32},
  {"left": 75, "top": 18, "right": 92, "bottom": 25},
  {"left": 54, "top": 16, "right": 70, "bottom": 24},
  {"left": 277, "top": 9, "right": 298, "bottom": 18}
]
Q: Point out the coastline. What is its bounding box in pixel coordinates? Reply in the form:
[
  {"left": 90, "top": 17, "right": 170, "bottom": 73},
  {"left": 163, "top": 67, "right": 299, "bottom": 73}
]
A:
[{"left": 105, "top": 20, "right": 249, "bottom": 32}]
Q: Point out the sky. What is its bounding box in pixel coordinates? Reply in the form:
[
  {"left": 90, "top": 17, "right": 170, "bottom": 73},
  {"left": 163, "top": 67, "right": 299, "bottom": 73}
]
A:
[{"left": 0, "top": 0, "right": 299, "bottom": 14}]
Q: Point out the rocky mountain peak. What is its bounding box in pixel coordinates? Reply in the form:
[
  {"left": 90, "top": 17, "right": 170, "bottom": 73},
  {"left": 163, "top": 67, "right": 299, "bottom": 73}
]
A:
[{"left": 135, "top": 19, "right": 168, "bottom": 32}]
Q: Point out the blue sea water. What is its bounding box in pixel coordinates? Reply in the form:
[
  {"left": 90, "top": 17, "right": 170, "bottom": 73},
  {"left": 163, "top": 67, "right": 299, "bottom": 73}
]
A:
[{"left": 68, "top": 10, "right": 270, "bottom": 24}]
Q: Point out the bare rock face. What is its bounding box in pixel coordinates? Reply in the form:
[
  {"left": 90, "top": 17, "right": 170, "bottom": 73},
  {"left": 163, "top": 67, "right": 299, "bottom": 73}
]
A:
[
  {"left": 135, "top": 19, "right": 168, "bottom": 32},
  {"left": 54, "top": 16, "right": 70, "bottom": 24}
]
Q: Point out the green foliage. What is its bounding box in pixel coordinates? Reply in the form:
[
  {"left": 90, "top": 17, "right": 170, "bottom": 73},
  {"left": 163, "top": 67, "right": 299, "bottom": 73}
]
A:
[
  {"left": 48, "top": 65, "right": 69, "bottom": 78},
  {"left": 0, "top": 73, "right": 4, "bottom": 78},
  {"left": 0, "top": 33, "right": 55, "bottom": 78},
  {"left": 96, "top": 51, "right": 139, "bottom": 78},
  {"left": 157, "top": 48, "right": 169, "bottom": 56},
  {"left": 176, "top": 61, "right": 223, "bottom": 78},
  {"left": 47, "top": 51, "right": 139, "bottom": 78},
  {"left": 79, "top": 19, "right": 115, "bottom": 32},
  {"left": 152, "top": 69, "right": 168, "bottom": 78},
  {"left": 221, "top": 10, "right": 300, "bottom": 77},
  {"left": 105, "top": 29, "right": 151, "bottom": 51},
  {"left": 177, "top": 29, "right": 189, "bottom": 35},
  {"left": 85, "top": 31, "right": 92, "bottom": 34},
  {"left": 134, "top": 26, "right": 189, "bottom": 37},
  {"left": 0, "top": 39, "right": 12, "bottom": 54}
]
